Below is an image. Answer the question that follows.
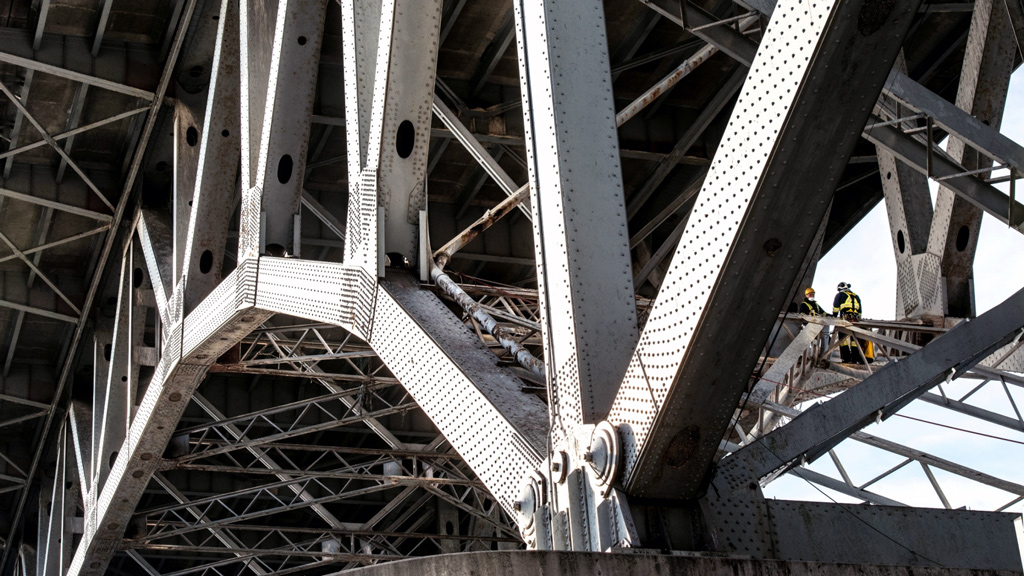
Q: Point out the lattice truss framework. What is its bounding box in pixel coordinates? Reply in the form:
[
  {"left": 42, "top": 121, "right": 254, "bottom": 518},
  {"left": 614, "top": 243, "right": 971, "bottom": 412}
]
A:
[{"left": 0, "top": 0, "right": 1022, "bottom": 574}]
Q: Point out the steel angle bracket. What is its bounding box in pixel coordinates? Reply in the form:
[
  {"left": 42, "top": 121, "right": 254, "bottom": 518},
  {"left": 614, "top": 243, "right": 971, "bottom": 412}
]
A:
[
  {"left": 606, "top": 0, "right": 923, "bottom": 501},
  {"left": 66, "top": 260, "right": 271, "bottom": 576}
]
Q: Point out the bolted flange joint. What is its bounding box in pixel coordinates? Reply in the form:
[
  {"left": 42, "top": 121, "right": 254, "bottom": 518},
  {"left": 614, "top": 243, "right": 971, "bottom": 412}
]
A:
[
  {"left": 586, "top": 421, "right": 622, "bottom": 497},
  {"left": 513, "top": 470, "right": 546, "bottom": 545}
]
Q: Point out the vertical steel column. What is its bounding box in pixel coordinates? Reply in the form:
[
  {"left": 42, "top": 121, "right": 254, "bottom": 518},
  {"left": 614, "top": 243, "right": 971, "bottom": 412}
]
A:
[
  {"left": 39, "top": 426, "right": 72, "bottom": 576},
  {"left": 513, "top": 0, "right": 638, "bottom": 426},
  {"left": 340, "top": 0, "right": 385, "bottom": 272},
  {"left": 94, "top": 256, "right": 131, "bottom": 494},
  {"left": 877, "top": 56, "right": 939, "bottom": 320},
  {"left": 341, "top": 0, "right": 441, "bottom": 273},
  {"left": 127, "top": 242, "right": 153, "bottom": 425},
  {"left": 172, "top": 95, "right": 204, "bottom": 287},
  {"left": 377, "top": 0, "right": 442, "bottom": 268},
  {"left": 927, "top": 0, "right": 1017, "bottom": 318},
  {"left": 340, "top": 0, "right": 383, "bottom": 184},
  {"left": 88, "top": 326, "right": 110, "bottom": 532},
  {"left": 238, "top": 0, "right": 327, "bottom": 259},
  {"left": 137, "top": 210, "right": 174, "bottom": 328},
  {"left": 180, "top": 0, "right": 241, "bottom": 316}
]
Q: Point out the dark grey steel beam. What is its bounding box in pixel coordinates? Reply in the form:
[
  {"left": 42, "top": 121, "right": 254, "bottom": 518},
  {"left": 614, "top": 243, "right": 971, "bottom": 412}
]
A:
[
  {"left": 608, "top": 0, "right": 922, "bottom": 499},
  {"left": 864, "top": 121, "right": 1024, "bottom": 230}
]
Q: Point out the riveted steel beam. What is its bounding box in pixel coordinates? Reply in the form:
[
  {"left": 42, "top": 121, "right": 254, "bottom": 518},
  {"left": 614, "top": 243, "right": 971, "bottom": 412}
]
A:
[
  {"left": 66, "top": 260, "right": 272, "bottom": 576},
  {"left": 179, "top": 0, "right": 241, "bottom": 318},
  {"left": 250, "top": 256, "right": 548, "bottom": 514},
  {"left": 927, "top": 0, "right": 1017, "bottom": 318},
  {"left": 238, "top": 0, "right": 327, "bottom": 259},
  {"left": 608, "top": 0, "right": 922, "bottom": 499},
  {"left": 513, "top": 0, "right": 638, "bottom": 426}
]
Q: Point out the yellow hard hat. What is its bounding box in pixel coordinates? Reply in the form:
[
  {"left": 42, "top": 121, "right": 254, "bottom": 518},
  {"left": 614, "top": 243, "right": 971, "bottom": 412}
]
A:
[{"left": 805, "top": 287, "right": 815, "bottom": 296}]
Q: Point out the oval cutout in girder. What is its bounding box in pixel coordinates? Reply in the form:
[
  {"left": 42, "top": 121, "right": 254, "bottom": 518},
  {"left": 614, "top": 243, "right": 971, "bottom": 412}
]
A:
[
  {"left": 956, "top": 224, "right": 970, "bottom": 251},
  {"left": 133, "top": 267, "right": 144, "bottom": 288},
  {"left": 396, "top": 120, "right": 415, "bottom": 159},
  {"left": 897, "top": 230, "right": 905, "bottom": 254},
  {"left": 186, "top": 126, "right": 199, "bottom": 147},
  {"left": 199, "top": 250, "right": 213, "bottom": 274},
  {"left": 277, "top": 154, "right": 293, "bottom": 184}
]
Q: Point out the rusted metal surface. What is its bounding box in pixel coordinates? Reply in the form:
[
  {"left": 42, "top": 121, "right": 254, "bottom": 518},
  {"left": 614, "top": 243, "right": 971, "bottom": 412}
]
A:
[
  {"left": 429, "top": 260, "right": 546, "bottom": 380},
  {"left": 434, "top": 184, "right": 529, "bottom": 269}
]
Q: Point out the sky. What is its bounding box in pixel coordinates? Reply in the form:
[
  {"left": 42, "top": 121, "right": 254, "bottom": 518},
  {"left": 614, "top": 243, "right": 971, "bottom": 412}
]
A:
[{"left": 761, "top": 70, "right": 1024, "bottom": 512}]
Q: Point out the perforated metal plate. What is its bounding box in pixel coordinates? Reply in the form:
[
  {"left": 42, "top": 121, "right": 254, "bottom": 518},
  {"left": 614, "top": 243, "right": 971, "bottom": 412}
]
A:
[
  {"left": 607, "top": 0, "right": 921, "bottom": 498},
  {"left": 375, "top": 277, "right": 548, "bottom": 513},
  {"left": 609, "top": 0, "right": 840, "bottom": 484},
  {"left": 254, "top": 257, "right": 377, "bottom": 339}
]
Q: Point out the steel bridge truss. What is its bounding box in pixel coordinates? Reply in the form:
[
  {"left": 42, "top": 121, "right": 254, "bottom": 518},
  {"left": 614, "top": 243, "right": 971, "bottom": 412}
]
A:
[{"left": 4, "top": 0, "right": 1024, "bottom": 574}]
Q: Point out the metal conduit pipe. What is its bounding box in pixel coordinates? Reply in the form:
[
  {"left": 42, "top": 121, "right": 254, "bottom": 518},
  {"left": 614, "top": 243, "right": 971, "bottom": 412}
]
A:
[
  {"left": 429, "top": 259, "right": 546, "bottom": 380},
  {"left": 434, "top": 184, "right": 529, "bottom": 269}
]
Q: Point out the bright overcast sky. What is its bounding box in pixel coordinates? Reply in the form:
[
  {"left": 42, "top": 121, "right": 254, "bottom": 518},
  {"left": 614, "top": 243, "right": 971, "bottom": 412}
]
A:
[{"left": 762, "top": 69, "right": 1024, "bottom": 511}]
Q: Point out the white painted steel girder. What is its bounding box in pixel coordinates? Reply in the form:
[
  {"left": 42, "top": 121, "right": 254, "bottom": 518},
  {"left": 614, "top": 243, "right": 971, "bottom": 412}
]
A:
[
  {"left": 377, "top": 0, "right": 441, "bottom": 267},
  {"left": 340, "top": 0, "right": 383, "bottom": 184},
  {"left": 375, "top": 277, "right": 549, "bottom": 514},
  {"left": 513, "top": 0, "right": 638, "bottom": 426},
  {"left": 606, "top": 0, "right": 922, "bottom": 499},
  {"left": 341, "top": 0, "right": 442, "bottom": 273},
  {"left": 67, "top": 260, "right": 271, "bottom": 576},
  {"left": 93, "top": 254, "right": 133, "bottom": 496},
  {"left": 252, "top": 256, "right": 548, "bottom": 513},
  {"left": 341, "top": 0, "right": 384, "bottom": 272},
  {"left": 180, "top": 0, "right": 241, "bottom": 316},
  {"left": 238, "top": 0, "right": 327, "bottom": 258},
  {"left": 927, "top": 0, "right": 1017, "bottom": 318},
  {"left": 173, "top": 96, "right": 204, "bottom": 288},
  {"left": 136, "top": 209, "right": 174, "bottom": 328},
  {"left": 877, "top": 144, "right": 939, "bottom": 319}
]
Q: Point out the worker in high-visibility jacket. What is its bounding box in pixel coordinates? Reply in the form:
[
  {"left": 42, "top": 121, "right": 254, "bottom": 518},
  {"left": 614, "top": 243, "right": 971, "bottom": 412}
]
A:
[
  {"left": 799, "top": 287, "right": 826, "bottom": 316},
  {"left": 833, "top": 282, "right": 872, "bottom": 363}
]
